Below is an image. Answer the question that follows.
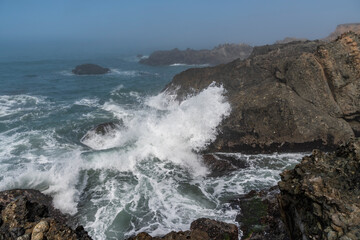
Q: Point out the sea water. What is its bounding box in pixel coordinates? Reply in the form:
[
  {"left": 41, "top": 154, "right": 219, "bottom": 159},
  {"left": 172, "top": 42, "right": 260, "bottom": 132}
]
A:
[{"left": 0, "top": 55, "right": 303, "bottom": 239}]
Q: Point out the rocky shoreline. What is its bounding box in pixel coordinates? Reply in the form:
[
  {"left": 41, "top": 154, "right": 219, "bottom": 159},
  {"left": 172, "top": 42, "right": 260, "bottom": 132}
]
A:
[{"left": 2, "top": 139, "right": 359, "bottom": 239}]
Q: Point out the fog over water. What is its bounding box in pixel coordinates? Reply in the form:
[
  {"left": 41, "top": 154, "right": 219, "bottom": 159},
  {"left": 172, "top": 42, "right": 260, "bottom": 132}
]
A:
[{"left": 1, "top": 0, "right": 360, "bottom": 60}]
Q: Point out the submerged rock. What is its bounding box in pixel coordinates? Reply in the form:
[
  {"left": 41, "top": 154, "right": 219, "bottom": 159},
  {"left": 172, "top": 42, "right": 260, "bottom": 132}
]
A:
[
  {"left": 202, "top": 153, "right": 249, "bottom": 177},
  {"left": 140, "top": 43, "right": 253, "bottom": 66},
  {"left": 278, "top": 139, "right": 360, "bottom": 240},
  {"left": 80, "top": 122, "right": 121, "bottom": 150},
  {"left": 0, "top": 189, "right": 92, "bottom": 240},
  {"left": 72, "top": 63, "right": 110, "bottom": 75},
  {"left": 164, "top": 32, "right": 360, "bottom": 153},
  {"left": 127, "top": 218, "right": 238, "bottom": 240}
]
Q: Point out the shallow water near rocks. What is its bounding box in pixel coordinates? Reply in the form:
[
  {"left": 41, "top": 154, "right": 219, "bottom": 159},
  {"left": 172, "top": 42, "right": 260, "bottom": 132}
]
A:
[{"left": 0, "top": 56, "right": 303, "bottom": 239}]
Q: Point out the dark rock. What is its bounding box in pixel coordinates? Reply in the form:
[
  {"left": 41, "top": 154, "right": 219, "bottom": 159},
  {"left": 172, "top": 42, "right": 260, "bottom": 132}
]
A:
[
  {"left": 127, "top": 218, "right": 238, "bottom": 240},
  {"left": 275, "top": 37, "right": 308, "bottom": 44},
  {"left": 91, "top": 122, "right": 117, "bottom": 135},
  {"left": 202, "top": 154, "right": 249, "bottom": 177},
  {"left": 72, "top": 63, "right": 110, "bottom": 75},
  {"left": 0, "top": 189, "right": 92, "bottom": 240},
  {"left": 140, "top": 43, "right": 253, "bottom": 66},
  {"left": 80, "top": 122, "right": 120, "bottom": 148},
  {"left": 278, "top": 138, "right": 360, "bottom": 240},
  {"left": 230, "top": 186, "right": 289, "bottom": 240},
  {"left": 164, "top": 32, "right": 360, "bottom": 153}
]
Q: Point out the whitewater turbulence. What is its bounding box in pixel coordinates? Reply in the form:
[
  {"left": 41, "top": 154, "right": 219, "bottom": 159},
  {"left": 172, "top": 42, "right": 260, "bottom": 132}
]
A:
[{"left": 0, "top": 83, "right": 233, "bottom": 239}]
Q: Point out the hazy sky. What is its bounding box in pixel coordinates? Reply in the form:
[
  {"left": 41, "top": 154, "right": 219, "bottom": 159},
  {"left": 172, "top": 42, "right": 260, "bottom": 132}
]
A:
[{"left": 1, "top": 0, "right": 360, "bottom": 57}]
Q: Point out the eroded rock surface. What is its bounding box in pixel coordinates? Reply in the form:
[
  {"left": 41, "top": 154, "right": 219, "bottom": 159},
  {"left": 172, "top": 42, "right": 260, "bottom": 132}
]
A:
[
  {"left": 127, "top": 218, "right": 238, "bottom": 240},
  {"left": 164, "top": 32, "right": 360, "bottom": 153},
  {"left": 0, "top": 189, "right": 91, "bottom": 240},
  {"left": 278, "top": 139, "right": 360, "bottom": 240}
]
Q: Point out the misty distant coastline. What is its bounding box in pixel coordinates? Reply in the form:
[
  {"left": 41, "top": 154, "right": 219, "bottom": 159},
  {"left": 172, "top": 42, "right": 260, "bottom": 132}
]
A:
[{"left": 139, "top": 43, "right": 253, "bottom": 66}]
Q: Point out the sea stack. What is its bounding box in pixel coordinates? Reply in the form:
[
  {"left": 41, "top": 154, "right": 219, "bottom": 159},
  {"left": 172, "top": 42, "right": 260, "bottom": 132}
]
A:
[{"left": 72, "top": 64, "right": 110, "bottom": 75}]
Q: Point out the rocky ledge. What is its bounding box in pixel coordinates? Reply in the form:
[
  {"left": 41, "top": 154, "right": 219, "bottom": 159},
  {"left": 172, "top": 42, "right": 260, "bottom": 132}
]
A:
[
  {"left": 139, "top": 43, "right": 253, "bottom": 66},
  {"left": 127, "top": 218, "right": 238, "bottom": 240},
  {"left": 164, "top": 32, "right": 360, "bottom": 153},
  {"left": 72, "top": 63, "right": 110, "bottom": 75},
  {"left": 0, "top": 189, "right": 91, "bottom": 240},
  {"left": 278, "top": 138, "right": 360, "bottom": 240}
]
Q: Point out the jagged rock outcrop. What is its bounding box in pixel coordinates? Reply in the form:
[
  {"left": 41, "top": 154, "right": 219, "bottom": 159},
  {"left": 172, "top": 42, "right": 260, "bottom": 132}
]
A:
[
  {"left": 72, "top": 64, "right": 110, "bottom": 75},
  {"left": 164, "top": 32, "right": 360, "bottom": 153},
  {"left": 0, "top": 189, "right": 92, "bottom": 240},
  {"left": 278, "top": 139, "right": 360, "bottom": 240},
  {"left": 230, "top": 186, "right": 289, "bottom": 240},
  {"left": 275, "top": 37, "right": 308, "bottom": 44},
  {"left": 324, "top": 23, "right": 360, "bottom": 42},
  {"left": 127, "top": 218, "right": 238, "bottom": 240},
  {"left": 139, "top": 43, "right": 253, "bottom": 66}
]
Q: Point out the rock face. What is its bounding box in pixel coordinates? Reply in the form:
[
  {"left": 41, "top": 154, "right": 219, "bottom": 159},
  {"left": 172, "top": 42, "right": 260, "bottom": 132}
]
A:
[
  {"left": 0, "top": 189, "right": 92, "bottom": 240},
  {"left": 139, "top": 43, "right": 253, "bottom": 66},
  {"left": 164, "top": 32, "right": 360, "bottom": 153},
  {"left": 127, "top": 218, "right": 238, "bottom": 240},
  {"left": 278, "top": 139, "right": 360, "bottom": 240},
  {"left": 72, "top": 64, "right": 110, "bottom": 75},
  {"left": 324, "top": 23, "right": 360, "bottom": 42},
  {"left": 231, "top": 186, "right": 289, "bottom": 240}
]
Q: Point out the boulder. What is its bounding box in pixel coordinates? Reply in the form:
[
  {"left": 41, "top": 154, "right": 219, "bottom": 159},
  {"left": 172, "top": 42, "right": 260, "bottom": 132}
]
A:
[
  {"left": 0, "top": 189, "right": 92, "bottom": 240},
  {"left": 140, "top": 43, "right": 253, "bottom": 66},
  {"left": 127, "top": 218, "right": 238, "bottom": 240},
  {"left": 278, "top": 139, "right": 360, "bottom": 240},
  {"left": 164, "top": 32, "right": 360, "bottom": 153},
  {"left": 72, "top": 64, "right": 110, "bottom": 75}
]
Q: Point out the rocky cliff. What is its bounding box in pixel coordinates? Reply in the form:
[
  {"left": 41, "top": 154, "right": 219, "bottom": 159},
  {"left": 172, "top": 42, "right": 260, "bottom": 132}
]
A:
[
  {"left": 324, "top": 23, "right": 360, "bottom": 42},
  {"left": 278, "top": 138, "right": 360, "bottom": 240},
  {"left": 164, "top": 32, "right": 360, "bottom": 153},
  {"left": 139, "top": 43, "right": 253, "bottom": 66}
]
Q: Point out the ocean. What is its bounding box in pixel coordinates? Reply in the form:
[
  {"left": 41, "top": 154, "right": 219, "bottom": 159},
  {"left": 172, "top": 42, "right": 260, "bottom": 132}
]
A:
[{"left": 0, "top": 55, "right": 303, "bottom": 239}]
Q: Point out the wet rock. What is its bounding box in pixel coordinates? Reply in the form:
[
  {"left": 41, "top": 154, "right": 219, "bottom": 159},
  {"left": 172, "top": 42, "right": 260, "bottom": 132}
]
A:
[
  {"left": 0, "top": 189, "right": 92, "bottom": 240},
  {"left": 127, "top": 218, "right": 238, "bottom": 240},
  {"left": 202, "top": 153, "right": 249, "bottom": 177},
  {"left": 72, "top": 63, "right": 110, "bottom": 75},
  {"left": 164, "top": 32, "right": 360, "bottom": 153},
  {"left": 278, "top": 138, "right": 360, "bottom": 240},
  {"left": 140, "top": 43, "right": 253, "bottom": 66},
  {"left": 230, "top": 186, "right": 289, "bottom": 240}
]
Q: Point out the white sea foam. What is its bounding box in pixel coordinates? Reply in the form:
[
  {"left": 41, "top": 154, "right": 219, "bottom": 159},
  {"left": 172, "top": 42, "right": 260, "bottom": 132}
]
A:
[
  {"left": 0, "top": 83, "right": 304, "bottom": 239},
  {"left": 170, "top": 63, "right": 210, "bottom": 67},
  {"left": 110, "top": 69, "right": 139, "bottom": 76},
  {"left": 74, "top": 98, "right": 100, "bottom": 107},
  {"left": 0, "top": 94, "right": 47, "bottom": 118}
]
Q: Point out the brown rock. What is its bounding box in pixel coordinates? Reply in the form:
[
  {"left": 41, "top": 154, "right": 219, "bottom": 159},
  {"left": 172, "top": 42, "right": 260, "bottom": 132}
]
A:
[
  {"left": 127, "top": 218, "right": 238, "bottom": 240},
  {"left": 0, "top": 190, "right": 92, "bottom": 240},
  {"left": 164, "top": 32, "right": 360, "bottom": 153}
]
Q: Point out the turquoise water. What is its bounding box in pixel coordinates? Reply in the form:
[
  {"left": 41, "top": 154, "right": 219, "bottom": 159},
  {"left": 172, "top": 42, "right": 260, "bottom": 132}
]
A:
[{"left": 0, "top": 56, "right": 302, "bottom": 239}]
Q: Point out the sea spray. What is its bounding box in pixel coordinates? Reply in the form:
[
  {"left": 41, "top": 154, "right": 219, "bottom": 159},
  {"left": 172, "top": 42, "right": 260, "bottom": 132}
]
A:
[{"left": 0, "top": 58, "right": 303, "bottom": 240}]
